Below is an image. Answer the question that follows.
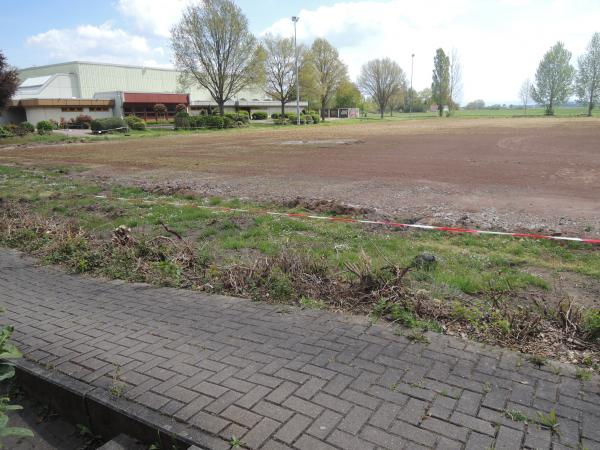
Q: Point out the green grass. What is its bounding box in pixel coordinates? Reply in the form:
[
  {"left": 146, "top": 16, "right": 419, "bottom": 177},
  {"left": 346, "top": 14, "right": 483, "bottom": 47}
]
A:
[
  {"left": 1, "top": 165, "right": 599, "bottom": 360},
  {"left": 1, "top": 165, "right": 598, "bottom": 295}
]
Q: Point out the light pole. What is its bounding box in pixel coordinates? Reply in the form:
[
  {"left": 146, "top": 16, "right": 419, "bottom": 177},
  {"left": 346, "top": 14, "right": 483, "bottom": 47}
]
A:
[
  {"left": 409, "top": 53, "right": 415, "bottom": 114},
  {"left": 292, "top": 16, "right": 300, "bottom": 125}
]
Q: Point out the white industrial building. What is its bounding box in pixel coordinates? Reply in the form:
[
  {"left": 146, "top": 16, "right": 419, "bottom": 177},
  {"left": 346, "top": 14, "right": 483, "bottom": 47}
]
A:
[{"left": 1, "top": 61, "right": 307, "bottom": 124}]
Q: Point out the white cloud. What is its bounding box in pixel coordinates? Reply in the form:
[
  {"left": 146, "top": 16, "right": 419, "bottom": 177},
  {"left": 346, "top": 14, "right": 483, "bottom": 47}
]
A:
[
  {"left": 116, "top": 0, "right": 195, "bottom": 38},
  {"left": 262, "top": 0, "right": 600, "bottom": 104},
  {"left": 26, "top": 23, "right": 169, "bottom": 67}
]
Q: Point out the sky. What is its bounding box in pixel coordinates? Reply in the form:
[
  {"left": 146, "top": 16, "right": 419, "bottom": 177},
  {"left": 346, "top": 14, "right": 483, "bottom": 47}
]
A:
[{"left": 1, "top": 0, "right": 599, "bottom": 104}]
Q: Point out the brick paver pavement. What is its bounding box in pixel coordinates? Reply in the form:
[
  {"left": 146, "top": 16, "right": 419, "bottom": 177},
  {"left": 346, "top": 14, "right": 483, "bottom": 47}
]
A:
[{"left": 1, "top": 249, "right": 599, "bottom": 450}]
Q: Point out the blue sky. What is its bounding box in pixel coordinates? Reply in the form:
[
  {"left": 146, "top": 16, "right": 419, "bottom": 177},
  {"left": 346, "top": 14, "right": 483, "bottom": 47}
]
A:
[{"left": 2, "top": 0, "right": 599, "bottom": 104}]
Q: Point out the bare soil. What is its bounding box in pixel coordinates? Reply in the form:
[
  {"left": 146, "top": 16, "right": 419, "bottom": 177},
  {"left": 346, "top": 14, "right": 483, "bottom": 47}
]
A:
[{"left": 1, "top": 117, "right": 599, "bottom": 236}]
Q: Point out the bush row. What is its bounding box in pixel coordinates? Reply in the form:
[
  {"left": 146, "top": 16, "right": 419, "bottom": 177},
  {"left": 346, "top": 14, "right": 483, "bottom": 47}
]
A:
[
  {"left": 90, "top": 118, "right": 128, "bottom": 133},
  {"left": 251, "top": 111, "right": 268, "bottom": 120},
  {"left": 0, "top": 122, "right": 35, "bottom": 138}
]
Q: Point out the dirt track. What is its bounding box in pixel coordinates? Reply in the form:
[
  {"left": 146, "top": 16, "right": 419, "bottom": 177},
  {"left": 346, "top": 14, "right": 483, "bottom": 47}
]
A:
[{"left": 1, "top": 117, "right": 599, "bottom": 236}]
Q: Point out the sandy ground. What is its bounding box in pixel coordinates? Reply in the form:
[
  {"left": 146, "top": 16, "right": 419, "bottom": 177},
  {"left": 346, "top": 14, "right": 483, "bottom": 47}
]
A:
[{"left": 1, "top": 117, "right": 599, "bottom": 236}]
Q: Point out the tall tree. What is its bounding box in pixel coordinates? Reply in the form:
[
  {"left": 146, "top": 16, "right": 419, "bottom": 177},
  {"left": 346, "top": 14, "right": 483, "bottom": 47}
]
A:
[
  {"left": 531, "top": 42, "right": 575, "bottom": 116},
  {"left": 519, "top": 79, "right": 531, "bottom": 114},
  {"left": 431, "top": 48, "right": 450, "bottom": 117},
  {"left": 0, "top": 51, "right": 19, "bottom": 110},
  {"left": 358, "top": 58, "right": 406, "bottom": 119},
  {"left": 171, "top": 0, "right": 260, "bottom": 115},
  {"left": 334, "top": 80, "right": 362, "bottom": 108},
  {"left": 575, "top": 32, "right": 600, "bottom": 117},
  {"left": 261, "top": 34, "right": 300, "bottom": 117},
  {"left": 449, "top": 48, "right": 463, "bottom": 111},
  {"left": 306, "top": 38, "right": 347, "bottom": 120}
]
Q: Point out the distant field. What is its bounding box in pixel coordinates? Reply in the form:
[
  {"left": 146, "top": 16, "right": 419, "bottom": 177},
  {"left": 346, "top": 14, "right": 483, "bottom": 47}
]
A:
[{"left": 360, "top": 106, "right": 600, "bottom": 121}]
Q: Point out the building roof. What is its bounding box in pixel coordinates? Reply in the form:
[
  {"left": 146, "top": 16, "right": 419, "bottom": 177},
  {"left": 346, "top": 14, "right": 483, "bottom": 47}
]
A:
[
  {"left": 19, "top": 61, "right": 177, "bottom": 73},
  {"left": 123, "top": 92, "right": 189, "bottom": 104}
]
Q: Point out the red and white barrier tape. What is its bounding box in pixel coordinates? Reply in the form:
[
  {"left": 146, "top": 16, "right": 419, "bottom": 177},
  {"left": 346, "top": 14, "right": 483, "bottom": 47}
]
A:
[{"left": 95, "top": 195, "right": 600, "bottom": 245}]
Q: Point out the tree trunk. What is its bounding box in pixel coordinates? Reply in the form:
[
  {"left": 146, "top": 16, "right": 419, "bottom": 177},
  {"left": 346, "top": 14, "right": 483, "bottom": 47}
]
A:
[
  {"left": 588, "top": 90, "right": 594, "bottom": 117},
  {"left": 218, "top": 102, "right": 225, "bottom": 116},
  {"left": 281, "top": 101, "right": 285, "bottom": 118}
]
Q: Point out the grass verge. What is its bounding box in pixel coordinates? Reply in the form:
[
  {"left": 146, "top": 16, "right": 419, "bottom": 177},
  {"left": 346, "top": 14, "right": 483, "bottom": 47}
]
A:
[{"left": 0, "top": 165, "right": 598, "bottom": 366}]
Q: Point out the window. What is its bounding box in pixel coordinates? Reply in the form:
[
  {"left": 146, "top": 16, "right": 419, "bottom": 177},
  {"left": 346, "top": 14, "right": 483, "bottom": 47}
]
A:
[
  {"left": 61, "top": 107, "right": 83, "bottom": 112},
  {"left": 89, "top": 107, "right": 109, "bottom": 112}
]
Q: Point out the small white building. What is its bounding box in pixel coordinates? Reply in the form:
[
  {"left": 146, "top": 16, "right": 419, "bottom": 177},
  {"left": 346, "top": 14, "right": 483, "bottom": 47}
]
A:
[{"left": 1, "top": 61, "right": 307, "bottom": 124}]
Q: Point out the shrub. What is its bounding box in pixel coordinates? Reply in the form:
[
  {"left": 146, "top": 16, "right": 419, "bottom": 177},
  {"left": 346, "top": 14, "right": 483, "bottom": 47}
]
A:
[
  {"left": 36, "top": 120, "right": 54, "bottom": 135},
  {"left": 90, "top": 117, "right": 128, "bottom": 133},
  {"left": 174, "top": 111, "right": 191, "bottom": 130},
  {"left": 274, "top": 118, "right": 288, "bottom": 125},
  {"left": 223, "top": 116, "right": 235, "bottom": 128},
  {"left": 0, "top": 126, "right": 14, "bottom": 138},
  {"left": 583, "top": 309, "right": 600, "bottom": 339},
  {"left": 252, "top": 111, "right": 268, "bottom": 120},
  {"left": 271, "top": 113, "right": 280, "bottom": 119},
  {"left": 17, "top": 122, "right": 35, "bottom": 135},
  {"left": 74, "top": 114, "right": 92, "bottom": 129},
  {"left": 189, "top": 115, "right": 207, "bottom": 128},
  {"left": 224, "top": 111, "right": 249, "bottom": 124},
  {"left": 124, "top": 115, "right": 146, "bottom": 131},
  {"left": 311, "top": 113, "right": 321, "bottom": 124},
  {"left": 303, "top": 114, "right": 314, "bottom": 124},
  {"left": 175, "top": 103, "right": 187, "bottom": 113},
  {"left": 286, "top": 113, "right": 297, "bottom": 124},
  {"left": 205, "top": 115, "right": 225, "bottom": 129}
]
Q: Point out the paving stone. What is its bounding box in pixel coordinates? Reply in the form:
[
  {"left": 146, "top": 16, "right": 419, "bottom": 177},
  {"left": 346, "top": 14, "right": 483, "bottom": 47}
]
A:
[
  {"left": 274, "top": 414, "right": 312, "bottom": 444},
  {"left": 0, "top": 250, "right": 596, "bottom": 450}
]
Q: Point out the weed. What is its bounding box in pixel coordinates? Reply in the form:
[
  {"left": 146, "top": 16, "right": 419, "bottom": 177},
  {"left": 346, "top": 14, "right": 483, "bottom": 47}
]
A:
[
  {"left": 582, "top": 310, "right": 600, "bottom": 340},
  {"left": 405, "top": 330, "right": 429, "bottom": 344},
  {"left": 229, "top": 436, "right": 244, "bottom": 448},
  {"left": 504, "top": 409, "right": 529, "bottom": 422},
  {"left": 299, "top": 297, "right": 326, "bottom": 310},
  {"left": 527, "top": 355, "right": 546, "bottom": 368},
  {"left": 109, "top": 364, "right": 125, "bottom": 398},
  {"left": 575, "top": 368, "right": 592, "bottom": 381},
  {"left": 483, "top": 382, "right": 493, "bottom": 393},
  {"left": 536, "top": 410, "right": 560, "bottom": 434},
  {"left": 551, "top": 366, "right": 561, "bottom": 375}
]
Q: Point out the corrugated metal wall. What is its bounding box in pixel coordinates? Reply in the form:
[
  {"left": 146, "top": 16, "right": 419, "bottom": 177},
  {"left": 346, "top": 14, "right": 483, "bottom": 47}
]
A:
[{"left": 18, "top": 62, "right": 265, "bottom": 103}]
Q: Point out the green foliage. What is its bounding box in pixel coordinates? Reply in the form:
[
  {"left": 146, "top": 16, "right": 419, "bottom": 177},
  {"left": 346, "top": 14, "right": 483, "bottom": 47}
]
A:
[
  {"left": 224, "top": 111, "right": 249, "bottom": 124},
  {"left": 576, "top": 32, "right": 600, "bottom": 116},
  {"left": 222, "top": 116, "right": 236, "bottom": 128},
  {"left": 267, "top": 267, "right": 294, "bottom": 302},
  {"left": 90, "top": 117, "right": 128, "bottom": 133},
  {"left": 174, "top": 111, "right": 191, "bottom": 130},
  {"left": 504, "top": 409, "right": 529, "bottom": 422},
  {"left": 36, "top": 120, "right": 54, "bottom": 135},
  {"left": 0, "top": 127, "right": 12, "bottom": 138},
  {"left": 251, "top": 111, "right": 268, "bottom": 120},
  {"left": 0, "top": 323, "right": 33, "bottom": 447},
  {"left": 271, "top": 113, "right": 281, "bottom": 119},
  {"left": 205, "top": 115, "right": 225, "bottom": 129},
  {"left": 527, "top": 354, "right": 547, "bottom": 368},
  {"left": 432, "top": 48, "right": 450, "bottom": 116},
  {"left": 17, "top": 122, "right": 34, "bottom": 136},
  {"left": 575, "top": 368, "right": 592, "bottom": 381},
  {"left": 536, "top": 410, "right": 559, "bottom": 433},
  {"left": 299, "top": 297, "right": 326, "bottom": 310},
  {"left": 583, "top": 309, "right": 600, "bottom": 339},
  {"left": 124, "top": 115, "right": 146, "bottom": 131},
  {"left": 531, "top": 42, "right": 575, "bottom": 116},
  {"left": 334, "top": 80, "right": 362, "bottom": 108}
]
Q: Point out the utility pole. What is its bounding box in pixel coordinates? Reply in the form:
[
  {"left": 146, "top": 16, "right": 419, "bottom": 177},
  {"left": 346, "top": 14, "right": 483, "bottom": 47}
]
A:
[
  {"left": 292, "top": 16, "right": 300, "bottom": 125},
  {"left": 409, "top": 53, "right": 415, "bottom": 114}
]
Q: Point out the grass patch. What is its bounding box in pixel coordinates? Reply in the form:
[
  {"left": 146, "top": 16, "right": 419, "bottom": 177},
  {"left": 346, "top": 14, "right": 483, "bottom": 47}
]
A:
[{"left": 0, "top": 165, "right": 599, "bottom": 363}]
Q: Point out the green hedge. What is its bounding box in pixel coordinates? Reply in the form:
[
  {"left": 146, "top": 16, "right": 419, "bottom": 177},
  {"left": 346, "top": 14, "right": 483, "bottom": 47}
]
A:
[
  {"left": 252, "top": 111, "right": 268, "bottom": 120},
  {"left": 0, "top": 126, "right": 13, "bottom": 138},
  {"left": 36, "top": 121, "right": 54, "bottom": 135},
  {"left": 224, "top": 111, "right": 249, "bottom": 124},
  {"left": 174, "top": 111, "right": 191, "bottom": 130},
  {"left": 90, "top": 117, "right": 128, "bottom": 133},
  {"left": 125, "top": 115, "right": 146, "bottom": 131}
]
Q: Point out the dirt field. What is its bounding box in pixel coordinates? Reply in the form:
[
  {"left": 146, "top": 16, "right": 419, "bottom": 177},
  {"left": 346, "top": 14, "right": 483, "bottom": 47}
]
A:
[{"left": 1, "top": 117, "right": 599, "bottom": 236}]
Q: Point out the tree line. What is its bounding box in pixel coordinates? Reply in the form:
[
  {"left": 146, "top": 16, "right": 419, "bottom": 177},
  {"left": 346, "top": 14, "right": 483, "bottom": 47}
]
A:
[{"left": 170, "top": 0, "right": 462, "bottom": 119}]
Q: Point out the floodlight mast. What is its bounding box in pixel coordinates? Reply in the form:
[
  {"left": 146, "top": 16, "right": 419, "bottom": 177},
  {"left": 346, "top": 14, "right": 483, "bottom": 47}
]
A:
[{"left": 292, "top": 16, "right": 300, "bottom": 125}]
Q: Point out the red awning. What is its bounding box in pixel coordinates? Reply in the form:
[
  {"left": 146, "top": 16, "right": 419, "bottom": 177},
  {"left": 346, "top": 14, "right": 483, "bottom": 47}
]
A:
[{"left": 123, "top": 92, "right": 189, "bottom": 104}]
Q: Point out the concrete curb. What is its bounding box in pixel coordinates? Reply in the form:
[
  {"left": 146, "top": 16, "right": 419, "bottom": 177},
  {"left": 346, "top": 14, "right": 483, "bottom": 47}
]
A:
[{"left": 14, "top": 359, "right": 231, "bottom": 450}]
